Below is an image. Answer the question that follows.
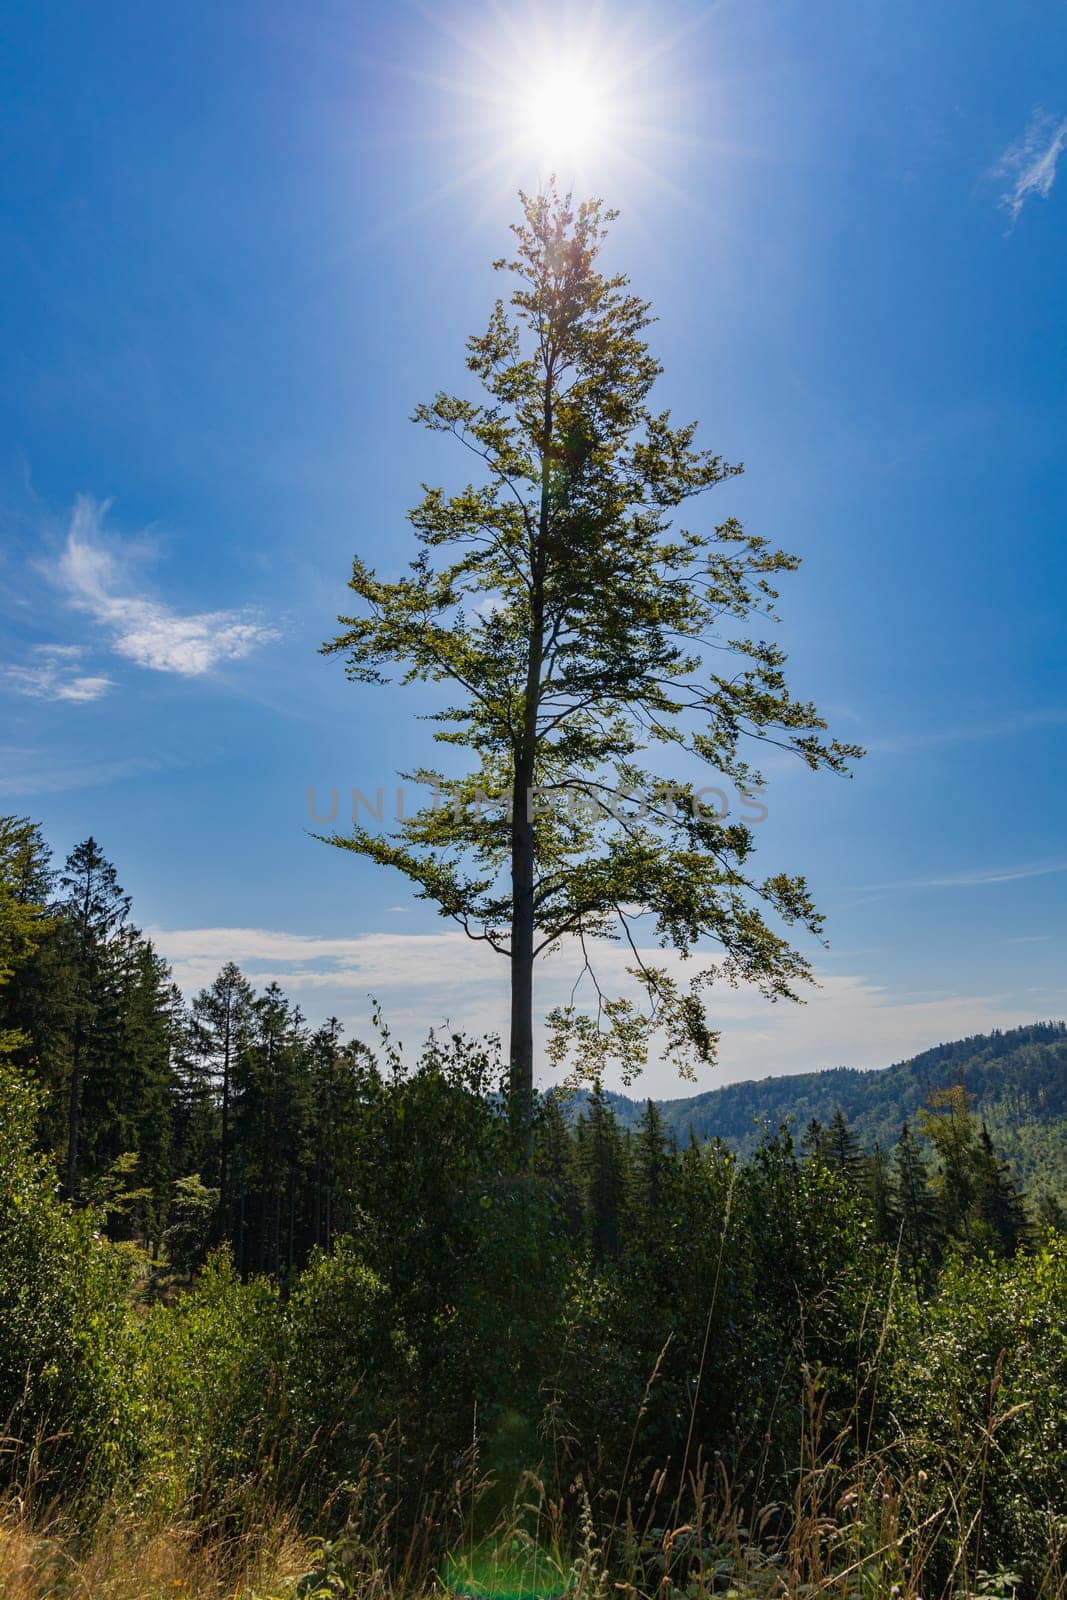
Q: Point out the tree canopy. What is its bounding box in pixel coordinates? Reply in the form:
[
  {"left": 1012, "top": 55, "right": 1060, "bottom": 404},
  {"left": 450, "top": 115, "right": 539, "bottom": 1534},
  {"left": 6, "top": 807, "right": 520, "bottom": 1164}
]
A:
[{"left": 320, "top": 185, "right": 863, "bottom": 1133}]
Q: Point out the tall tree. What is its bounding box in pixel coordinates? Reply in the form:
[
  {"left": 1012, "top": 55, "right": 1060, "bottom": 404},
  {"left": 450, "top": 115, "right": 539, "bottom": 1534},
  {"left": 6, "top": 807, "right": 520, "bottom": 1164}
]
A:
[
  {"left": 306, "top": 1017, "right": 375, "bottom": 1251},
  {"left": 921, "top": 1085, "right": 977, "bottom": 1249},
  {"left": 171, "top": 987, "right": 221, "bottom": 1188},
  {"left": 112, "top": 937, "right": 175, "bottom": 1243},
  {"left": 321, "top": 186, "right": 861, "bottom": 1151},
  {"left": 630, "top": 1097, "right": 671, "bottom": 1244},
  {"left": 58, "top": 838, "right": 131, "bottom": 1193},
  {"left": 533, "top": 1089, "right": 583, "bottom": 1238},
  {"left": 231, "top": 982, "right": 310, "bottom": 1275},
  {"left": 580, "top": 1086, "right": 626, "bottom": 1262},
  {"left": 973, "top": 1122, "right": 1029, "bottom": 1257},
  {"left": 191, "top": 962, "right": 255, "bottom": 1222},
  {"left": 865, "top": 1140, "right": 895, "bottom": 1245},
  {"left": 824, "top": 1107, "right": 864, "bottom": 1185},
  {"left": 893, "top": 1121, "right": 938, "bottom": 1286}
]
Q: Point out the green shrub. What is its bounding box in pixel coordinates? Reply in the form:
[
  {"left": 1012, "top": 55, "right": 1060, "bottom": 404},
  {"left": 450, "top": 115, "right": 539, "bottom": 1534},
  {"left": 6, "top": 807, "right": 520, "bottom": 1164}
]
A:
[
  {"left": 887, "top": 1239, "right": 1067, "bottom": 1586},
  {"left": 0, "top": 1063, "right": 137, "bottom": 1504},
  {"left": 282, "top": 1237, "right": 409, "bottom": 1500},
  {"left": 137, "top": 1248, "right": 284, "bottom": 1520}
]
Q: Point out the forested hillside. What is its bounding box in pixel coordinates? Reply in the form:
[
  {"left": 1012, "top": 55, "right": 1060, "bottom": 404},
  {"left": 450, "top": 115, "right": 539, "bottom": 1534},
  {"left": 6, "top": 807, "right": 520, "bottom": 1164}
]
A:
[{"left": 593, "top": 1024, "right": 1067, "bottom": 1196}]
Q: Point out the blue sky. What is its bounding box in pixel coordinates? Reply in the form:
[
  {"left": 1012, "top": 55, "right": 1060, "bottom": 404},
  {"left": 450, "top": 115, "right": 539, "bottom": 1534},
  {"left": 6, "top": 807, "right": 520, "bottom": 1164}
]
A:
[{"left": 2, "top": 0, "right": 1066, "bottom": 1091}]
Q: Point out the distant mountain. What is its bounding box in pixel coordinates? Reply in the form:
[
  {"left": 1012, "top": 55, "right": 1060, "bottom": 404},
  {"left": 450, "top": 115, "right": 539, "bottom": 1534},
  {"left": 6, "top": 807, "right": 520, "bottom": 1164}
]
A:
[{"left": 566, "top": 1022, "right": 1067, "bottom": 1194}]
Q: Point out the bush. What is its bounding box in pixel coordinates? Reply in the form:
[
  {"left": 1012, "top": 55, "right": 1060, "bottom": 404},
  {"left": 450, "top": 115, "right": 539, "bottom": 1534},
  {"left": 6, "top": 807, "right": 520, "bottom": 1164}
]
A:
[
  {"left": 282, "top": 1237, "right": 409, "bottom": 1505},
  {"left": 887, "top": 1239, "right": 1067, "bottom": 1586},
  {"left": 137, "top": 1248, "right": 284, "bottom": 1522},
  {"left": 0, "top": 1063, "right": 137, "bottom": 1504},
  {"left": 161, "top": 1173, "right": 221, "bottom": 1275}
]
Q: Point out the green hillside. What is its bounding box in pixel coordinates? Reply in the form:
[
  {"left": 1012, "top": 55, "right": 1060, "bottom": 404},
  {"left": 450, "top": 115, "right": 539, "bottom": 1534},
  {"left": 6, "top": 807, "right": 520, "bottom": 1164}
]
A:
[{"left": 596, "top": 1021, "right": 1067, "bottom": 1194}]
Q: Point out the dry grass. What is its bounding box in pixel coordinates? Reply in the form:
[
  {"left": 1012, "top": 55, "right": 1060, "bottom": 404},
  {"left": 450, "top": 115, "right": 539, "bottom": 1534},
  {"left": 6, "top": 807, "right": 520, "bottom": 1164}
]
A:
[{"left": 0, "top": 1499, "right": 310, "bottom": 1600}]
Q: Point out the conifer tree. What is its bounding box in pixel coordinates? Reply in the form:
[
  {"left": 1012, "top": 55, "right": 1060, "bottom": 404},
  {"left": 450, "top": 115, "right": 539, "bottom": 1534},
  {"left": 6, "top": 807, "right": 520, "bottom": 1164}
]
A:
[
  {"left": 306, "top": 1018, "right": 374, "bottom": 1250},
  {"left": 191, "top": 962, "right": 255, "bottom": 1222},
  {"left": 824, "top": 1106, "right": 864, "bottom": 1185},
  {"left": 893, "top": 1121, "right": 938, "bottom": 1285},
  {"left": 630, "top": 1097, "right": 671, "bottom": 1245},
  {"left": 581, "top": 1086, "right": 626, "bottom": 1261},
  {"left": 973, "top": 1122, "right": 1029, "bottom": 1256},
  {"left": 534, "top": 1089, "right": 572, "bottom": 1183},
  {"left": 800, "top": 1116, "right": 825, "bottom": 1161},
  {"left": 866, "top": 1140, "right": 895, "bottom": 1245},
  {"left": 171, "top": 989, "right": 220, "bottom": 1187},
  {"left": 533, "top": 1089, "right": 583, "bottom": 1237},
  {"left": 57, "top": 838, "right": 132, "bottom": 1193},
  {"left": 1035, "top": 1191, "right": 1066, "bottom": 1237},
  {"left": 232, "top": 982, "right": 310, "bottom": 1275},
  {"left": 111, "top": 937, "right": 175, "bottom": 1241}
]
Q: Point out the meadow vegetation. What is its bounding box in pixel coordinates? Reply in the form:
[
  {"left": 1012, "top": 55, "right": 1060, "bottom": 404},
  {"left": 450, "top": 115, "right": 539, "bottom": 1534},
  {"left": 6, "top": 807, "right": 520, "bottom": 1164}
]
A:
[{"left": 2, "top": 823, "right": 1067, "bottom": 1600}]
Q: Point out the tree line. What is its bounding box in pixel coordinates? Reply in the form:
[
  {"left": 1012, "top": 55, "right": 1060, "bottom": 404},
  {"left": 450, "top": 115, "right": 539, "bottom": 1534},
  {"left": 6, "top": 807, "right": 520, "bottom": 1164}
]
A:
[{"left": 0, "top": 814, "right": 1041, "bottom": 1288}]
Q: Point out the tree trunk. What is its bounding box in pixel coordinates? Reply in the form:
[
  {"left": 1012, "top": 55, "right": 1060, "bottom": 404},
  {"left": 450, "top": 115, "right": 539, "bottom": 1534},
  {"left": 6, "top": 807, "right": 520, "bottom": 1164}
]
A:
[
  {"left": 509, "top": 761, "right": 535, "bottom": 1162},
  {"left": 509, "top": 554, "right": 545, "bottom": 1164},
  {"left": 66, "top": 1025, "right": 82, "bottom": 1195},
  {"left": 219, "top": 1026, "right": 231, "bottom": 1217},
  {"left": 508, "top": 352, "right": 552, "bottom": 1162}
]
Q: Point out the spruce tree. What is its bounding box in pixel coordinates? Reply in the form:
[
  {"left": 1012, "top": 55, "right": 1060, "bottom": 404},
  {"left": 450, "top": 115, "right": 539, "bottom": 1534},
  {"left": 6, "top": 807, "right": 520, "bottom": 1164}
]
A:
[
  {"left": 232, "top": 982, "right": 310, "bottom": 1275},
  {"left": 800, "top": 1116, "right": 825, "bottom": 1161},
  {"left": 57, "top": 838, "right": 132, "bottom": 1193},
  {"left": 306, "top": 1018, "right": 374, "bottom": 1250},
  {"left": 191, "top": 962, "right": 255, "bottom": 1223},
  {"left": 110, "top": 936, "right": 175, "bottom": 1242},
  {"left": 171, "top": 989, "right": 221, "bottom": 1188},
  {"left": 824, "top": 1107, "right": 864, "bottom": 1185},
  {"left": 973, "top": 1122, "right": 1029, "bottom": 1257},
  {"left": 630, "top": 1097, "right": 671, "bottom": 1246},
  {"left": 866, "top": 1140, "right": 895, "bottom": 1245},
  {"left": 581, "top": 1086, "right": 626, "bottom": 1262},
  {"left": 533, "top": 1089, "right": 583, "bottom": 1238},
  {"left": 893, "top": 1122, "right": 938, "bottom": 1286}
]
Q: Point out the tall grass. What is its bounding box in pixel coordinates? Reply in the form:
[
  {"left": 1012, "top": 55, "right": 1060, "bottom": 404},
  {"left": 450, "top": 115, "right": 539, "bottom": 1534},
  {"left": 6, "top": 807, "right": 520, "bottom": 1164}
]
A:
[
  {"left": 0, "top": 1497, "right": 306, "bottom": 1600},
  {"left": 2, "top": 1376, "right": 1065, "bottom": 1600}
]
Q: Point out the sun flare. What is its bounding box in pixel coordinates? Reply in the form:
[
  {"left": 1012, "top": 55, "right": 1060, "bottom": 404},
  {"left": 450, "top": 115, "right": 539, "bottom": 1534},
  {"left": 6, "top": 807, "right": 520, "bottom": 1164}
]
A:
[
  {"left": 518, "top": 63, "right": 612, "bottom": 165},
  {"left": 409, "top": 7, "right": 700, "bottom": 218}
]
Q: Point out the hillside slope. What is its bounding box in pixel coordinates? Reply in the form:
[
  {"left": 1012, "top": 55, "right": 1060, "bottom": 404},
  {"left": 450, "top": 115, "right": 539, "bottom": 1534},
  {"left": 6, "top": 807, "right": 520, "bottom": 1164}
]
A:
[{"left": 589, "top": 1022, "right": 1067, "bottom": 1190}]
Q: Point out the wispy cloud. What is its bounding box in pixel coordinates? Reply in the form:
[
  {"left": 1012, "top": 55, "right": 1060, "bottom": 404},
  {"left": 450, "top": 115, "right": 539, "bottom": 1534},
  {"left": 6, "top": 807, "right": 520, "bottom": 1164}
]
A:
[
  {"left": 869, "top": 705, "right": 1067, "bottom": 755},
  {"left": 928, "top": 860, "right": 1067, "bottom": 888},
  {"left": 993, "top": 108, "right": 1067, "bottom": 228},
  {"left": 52, "top": 497, "right": 280, "bottom": 677},
  {"left": 856, "top": 860, "right": 1067, "bottom": 893},
  {"left": 0, "top": 644, "right": 113, "bottom": 703},
  {"left": 0, "top": 745, "right": 171, "bottom": 797}
]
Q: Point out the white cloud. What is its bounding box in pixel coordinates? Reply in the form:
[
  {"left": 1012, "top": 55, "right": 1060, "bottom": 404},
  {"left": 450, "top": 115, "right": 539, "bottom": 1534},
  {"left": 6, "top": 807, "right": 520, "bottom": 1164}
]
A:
[
  {"left": 147, "top": 924, "right": 1064, "bottom": 1096},
  {"left": 0, "top": 644, "right": 113, "bottom": 703},
  {"left": 993, "top": 109, "right": 1067, "bottom": 228},
  {"left": 53, "top": 496, "right": 280, "bottom": 677}
]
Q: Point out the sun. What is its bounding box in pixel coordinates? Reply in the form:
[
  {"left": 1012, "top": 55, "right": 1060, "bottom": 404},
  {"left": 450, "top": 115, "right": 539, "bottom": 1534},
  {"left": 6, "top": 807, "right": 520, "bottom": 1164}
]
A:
[
  {"left": 518, "top": 62, "right": 612, "bottom": 166},
  {"left": 396, "top": 7, "right": 704, "bottom": 219}
]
